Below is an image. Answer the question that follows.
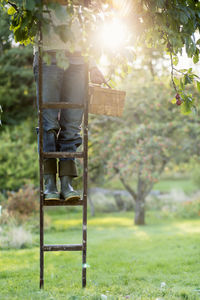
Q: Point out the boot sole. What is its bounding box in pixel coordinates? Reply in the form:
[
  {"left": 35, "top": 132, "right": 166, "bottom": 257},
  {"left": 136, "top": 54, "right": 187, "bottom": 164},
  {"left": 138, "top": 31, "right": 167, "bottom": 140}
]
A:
[
  {"left": 64, "top": 195, "right": 81, "bottom": 201},
  {"left": 44, "top": 195, "right": 60, "bottom": 201},
  {"left": 45, "top": 197, "right": 60, "bottom": 201}
]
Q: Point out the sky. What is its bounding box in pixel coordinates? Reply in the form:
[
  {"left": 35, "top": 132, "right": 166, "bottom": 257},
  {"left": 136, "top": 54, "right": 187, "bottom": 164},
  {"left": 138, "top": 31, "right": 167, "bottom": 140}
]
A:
[{"left": 178, "top": 50, "right": 200, "bottom": 76}]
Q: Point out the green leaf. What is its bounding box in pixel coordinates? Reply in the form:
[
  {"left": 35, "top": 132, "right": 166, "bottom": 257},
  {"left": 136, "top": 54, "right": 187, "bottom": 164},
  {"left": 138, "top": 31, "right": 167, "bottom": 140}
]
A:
[
  {"left": 171, "top": 98, "right": 176, "bottom": 104},
  {"left": 180, "top": 78, "right": 184, "bottom": 89},
  {"left": 180, "top": 11, "right": 188, "bottom": 24},
  {"left": 183, "top": 75, "right": 192, "bottom": 85},
  {"left": 179, "top": 69, "right": 188, "bottom": 73},
  {"left": 173, "top": 56, "right": 179, "bottom": 66},
  {"left": 181, "top": 101, "right": 192, "bottom": 115},
  {"left": 188, "top": 68, "right": 193, "bottom": 73},
  {"left": 174, "top": 77, "right": 179, "bottom": 86},
  {"left": 7, "top": 6, "right": 16, "bottom": 15},
  {"left": 197, "top": 81, "right": 200, "bottom": 93},
  {"left": 193, "top": 52, "right": 199, "bottom": 64}
]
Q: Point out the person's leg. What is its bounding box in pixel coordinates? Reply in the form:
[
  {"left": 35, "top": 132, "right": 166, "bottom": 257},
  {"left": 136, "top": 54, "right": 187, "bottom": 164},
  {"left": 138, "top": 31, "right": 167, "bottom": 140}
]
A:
[
  {"left": 34, "top": 53, "right": 64, "bottom": 199},
  {"left": 57, "top": 63, "right": 87, "bottom": 200}
]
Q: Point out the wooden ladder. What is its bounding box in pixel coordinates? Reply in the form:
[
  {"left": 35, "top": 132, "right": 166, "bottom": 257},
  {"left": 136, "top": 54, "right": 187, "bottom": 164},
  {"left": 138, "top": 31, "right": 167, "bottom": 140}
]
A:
[{"left": 37, "top": 37, "right": 89, "bottom": 290}]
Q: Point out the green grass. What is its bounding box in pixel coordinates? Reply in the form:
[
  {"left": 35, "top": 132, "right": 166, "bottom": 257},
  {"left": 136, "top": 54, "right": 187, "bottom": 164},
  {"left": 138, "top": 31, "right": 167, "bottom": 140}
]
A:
[
  {"left": 154, "top": 178, "right": 198, "bottom": 194},
  {"left": 1, "top": 210, "right": 200, "bottom": 299},
  {"left": 103, "top": 177, "right": 198, "bottom": 195}
]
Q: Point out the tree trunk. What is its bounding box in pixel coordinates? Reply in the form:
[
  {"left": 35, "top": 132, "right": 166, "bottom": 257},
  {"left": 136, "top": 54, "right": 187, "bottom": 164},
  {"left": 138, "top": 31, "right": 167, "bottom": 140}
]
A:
[{"left": 134, "top": 198, "right": 145, "bottom": 225}]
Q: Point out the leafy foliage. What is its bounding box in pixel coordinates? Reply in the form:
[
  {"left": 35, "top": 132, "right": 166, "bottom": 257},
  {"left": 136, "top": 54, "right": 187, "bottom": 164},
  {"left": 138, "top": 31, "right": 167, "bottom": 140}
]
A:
[
  {"left": 1, "top": 0, "right": 200, "bottom": 112},
  {"left": 0, "top": 3, "right": 11, "bottom": 52},
  {"left": 0, "top": 6, "right": 36, "bottom": 125},
  {"left": 0, "top": 46, "right": 36, "bottom": 125},
  {"left": 0, "top": 119, "right": 38, "bottom": 191}
]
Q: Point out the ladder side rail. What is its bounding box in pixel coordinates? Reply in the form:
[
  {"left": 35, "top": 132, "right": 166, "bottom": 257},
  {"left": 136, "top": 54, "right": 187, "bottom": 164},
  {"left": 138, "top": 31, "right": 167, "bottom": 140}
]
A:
[
  {"left": 38, "top": 20, "right": 44, "bottom": 289},
  {"left": 82, "top": 0, "right": 90, "bottom": 288},
  {"left": 82, "top": 63, "right": 89, "bottom": 288}
]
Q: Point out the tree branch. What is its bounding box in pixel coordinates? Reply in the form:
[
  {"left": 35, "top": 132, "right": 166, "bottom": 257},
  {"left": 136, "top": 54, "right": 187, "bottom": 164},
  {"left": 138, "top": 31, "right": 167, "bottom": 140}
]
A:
[
  {"left": 144, "top": 157, "right": 169, "bottom": 199},
  {"left": 113, "top": 166, "right": 137, "bottom": 200},
  {"left": 169, "top": 50, "right": 178, "bottom": 93},
  {"left": 118, "top": 173, "right": 137, "bottom": 201}
]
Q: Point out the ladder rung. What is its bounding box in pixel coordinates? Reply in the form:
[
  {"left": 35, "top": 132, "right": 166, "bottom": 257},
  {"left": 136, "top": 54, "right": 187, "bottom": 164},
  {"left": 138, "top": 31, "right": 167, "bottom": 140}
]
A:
[
  {"left": 43, "top": 244, "right": 82, "bottom": 251},
  {"left": 42, "top": 102, "right": 84, "bottom": 109},
  {"left": 43, "top": 151, "right": 83, "bottom": 159},
  {"left": 43, "top": 199, "right": 83, "bottom": 206}
]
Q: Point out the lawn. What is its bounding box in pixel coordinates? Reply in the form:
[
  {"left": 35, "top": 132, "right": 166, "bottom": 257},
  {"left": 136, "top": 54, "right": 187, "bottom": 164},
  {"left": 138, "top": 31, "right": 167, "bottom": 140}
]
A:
[
  {"left": 154, "top": 178, "right": 198, "bottom": 194},
  {"left": 103, "top": 177, "right": 198, "bottom": 195},
  {"left": 0, "top": 210, "right": 200, "bottom": 300}
]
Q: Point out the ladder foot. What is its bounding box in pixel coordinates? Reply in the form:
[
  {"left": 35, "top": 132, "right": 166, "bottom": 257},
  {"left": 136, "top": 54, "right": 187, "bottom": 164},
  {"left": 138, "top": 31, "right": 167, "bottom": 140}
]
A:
[
  {"left": 82, "top": 280, "right": 86, "bottom": 288},
  {"left": 40, "top": 279, "right": 44, "bottom": 289}
]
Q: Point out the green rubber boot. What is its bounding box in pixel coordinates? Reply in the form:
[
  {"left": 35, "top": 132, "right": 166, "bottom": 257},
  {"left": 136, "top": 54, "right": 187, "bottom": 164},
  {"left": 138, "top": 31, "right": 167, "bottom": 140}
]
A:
[
  {"left": 60, "top": 176, "right": 81, "bottom": 201},
  {"left": 44, "top": 174, "right": 59, "bottom": 200}
]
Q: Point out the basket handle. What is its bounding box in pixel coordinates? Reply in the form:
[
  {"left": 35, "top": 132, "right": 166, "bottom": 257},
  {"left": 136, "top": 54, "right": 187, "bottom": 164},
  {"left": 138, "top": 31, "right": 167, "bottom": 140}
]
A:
[
  {"left": 89, "top": 79, "right": 112, "bottom": 89},
  {"left": 104, "top": 81, "right": 112, "bottom": 89}
]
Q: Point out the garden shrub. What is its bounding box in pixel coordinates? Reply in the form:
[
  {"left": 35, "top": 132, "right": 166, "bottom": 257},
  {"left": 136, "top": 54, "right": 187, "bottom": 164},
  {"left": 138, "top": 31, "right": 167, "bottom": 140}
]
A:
[
  {"left": 174, "top": 197, "right": 200, "bottom": 219},
  {"left": 0, "top": 208, "right": 16, "bottom": 226},
  {"left": 6, "top": 184, "right": 39, "bottom": 223},
  {"left": 145, "top": 189, "right": 200, "bottom": 219},
  {"left": 0, "top": 192, "right": 6, "bottom": 206},
  {"left": 0, "top": 225, "right": 33, "bottom": 249}
]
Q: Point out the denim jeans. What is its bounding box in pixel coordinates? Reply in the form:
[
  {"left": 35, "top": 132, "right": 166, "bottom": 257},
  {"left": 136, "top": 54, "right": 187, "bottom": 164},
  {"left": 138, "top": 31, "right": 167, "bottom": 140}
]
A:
[{"left": 33, "top": 52, "right": 86, "bottom": 175}]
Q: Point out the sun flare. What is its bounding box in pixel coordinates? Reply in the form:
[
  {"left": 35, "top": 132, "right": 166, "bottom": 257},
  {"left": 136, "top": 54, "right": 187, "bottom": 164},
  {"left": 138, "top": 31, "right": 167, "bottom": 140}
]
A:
[{"left": 99, "top": 18, "right": 128, "bottom": 51}]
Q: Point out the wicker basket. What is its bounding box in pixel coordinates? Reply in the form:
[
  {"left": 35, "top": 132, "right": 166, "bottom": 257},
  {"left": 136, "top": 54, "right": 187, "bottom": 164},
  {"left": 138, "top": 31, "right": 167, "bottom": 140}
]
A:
[{"left": 89, "top": 85, "right": 126, "bottom": 117}]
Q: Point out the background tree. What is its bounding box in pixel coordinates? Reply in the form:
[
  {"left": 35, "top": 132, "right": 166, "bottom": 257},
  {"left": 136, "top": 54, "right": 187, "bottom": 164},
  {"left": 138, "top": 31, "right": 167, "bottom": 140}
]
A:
[
  {"left": 0, "top": 6, "right": 36, "bottom": 126},
  {"left": 0, "top": 6, "right": 11, "bottom": 52},
  {"left": 0, "top": 6, "right": 38, "bottom": 192},
  {"left": 0, "top": 120, "right": 38, "bottom": 191},
  {"left": 0, "top": 46, "right": 36, "bottom": 125},
  {"left": 89, "top": 67, "right": 200, "bottom": 225}
]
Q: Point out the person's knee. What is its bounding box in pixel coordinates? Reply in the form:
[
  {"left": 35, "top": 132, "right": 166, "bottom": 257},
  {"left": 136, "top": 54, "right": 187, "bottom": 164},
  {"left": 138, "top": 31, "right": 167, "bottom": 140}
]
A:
[{"left": 43, "top": 117, "right": 59, "bottom": 132}]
